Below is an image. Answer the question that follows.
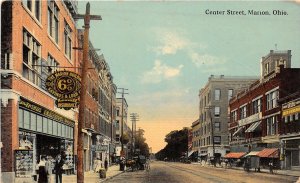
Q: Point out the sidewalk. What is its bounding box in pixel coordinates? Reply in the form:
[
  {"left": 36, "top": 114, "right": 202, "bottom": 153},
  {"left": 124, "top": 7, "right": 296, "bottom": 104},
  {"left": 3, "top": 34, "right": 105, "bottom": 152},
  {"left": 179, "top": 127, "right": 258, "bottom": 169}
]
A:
[
  {"left": 192, "top": 162, "right": 300, "bottom": 177},
  {"left": 59, "top": 165, "right": 124, "bottom": 183}
]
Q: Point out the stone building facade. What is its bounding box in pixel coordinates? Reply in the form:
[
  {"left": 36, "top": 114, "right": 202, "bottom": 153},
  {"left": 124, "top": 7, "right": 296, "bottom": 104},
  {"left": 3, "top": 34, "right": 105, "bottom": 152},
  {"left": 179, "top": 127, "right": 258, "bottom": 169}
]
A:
[{"left": 198, "top": 75, "right": 258, "bottom": 163}]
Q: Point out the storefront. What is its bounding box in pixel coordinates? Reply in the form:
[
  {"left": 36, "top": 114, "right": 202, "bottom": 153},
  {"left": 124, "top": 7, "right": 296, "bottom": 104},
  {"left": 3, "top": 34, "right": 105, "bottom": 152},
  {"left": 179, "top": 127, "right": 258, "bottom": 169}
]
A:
[{"left": 16, "top": 97, "right": 75, "bottom": 180}]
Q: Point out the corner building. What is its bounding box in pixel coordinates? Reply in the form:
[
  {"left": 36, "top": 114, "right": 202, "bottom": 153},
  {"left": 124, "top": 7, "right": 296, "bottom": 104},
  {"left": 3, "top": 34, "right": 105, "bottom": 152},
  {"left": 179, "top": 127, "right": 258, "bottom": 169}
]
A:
[
  {"left": 1, "top": 1, "right": 79, "bottom": 182},
  {"left": 198, "top": 75, "right": 257, "bottom": 163}
]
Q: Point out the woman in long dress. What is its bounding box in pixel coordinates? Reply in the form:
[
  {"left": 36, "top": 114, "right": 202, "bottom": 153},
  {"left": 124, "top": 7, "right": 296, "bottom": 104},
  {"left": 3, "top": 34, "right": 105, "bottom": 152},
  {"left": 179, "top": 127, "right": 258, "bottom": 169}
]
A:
[{"left": 38, "top": 155, "right": 48, "bottom": 183}]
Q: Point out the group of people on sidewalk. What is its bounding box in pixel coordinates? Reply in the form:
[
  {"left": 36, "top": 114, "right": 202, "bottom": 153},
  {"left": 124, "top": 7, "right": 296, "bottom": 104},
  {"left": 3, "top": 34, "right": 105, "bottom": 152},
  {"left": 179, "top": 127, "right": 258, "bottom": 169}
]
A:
[{"left": 37, "top": 151, "right": 65, "bottom": 183}]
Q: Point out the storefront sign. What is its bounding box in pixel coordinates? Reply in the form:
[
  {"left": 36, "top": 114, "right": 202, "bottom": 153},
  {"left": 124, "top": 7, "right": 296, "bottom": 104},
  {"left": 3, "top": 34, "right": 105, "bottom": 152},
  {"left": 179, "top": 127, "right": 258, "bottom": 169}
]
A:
[
  {"left": 45, "top": 70, "right": 81, "bottom": 110},
  {"left": 91, "top": 145, "right": 108, "bottom": 152},
  {"left": 19, "top": 97, "right": 75, "bottom": 126},
  {"left": 238, "top": 112, "right": 262, "bottom": 126},
  {"left": 282, "top": 105, "right": 300, "bottom": 117}
]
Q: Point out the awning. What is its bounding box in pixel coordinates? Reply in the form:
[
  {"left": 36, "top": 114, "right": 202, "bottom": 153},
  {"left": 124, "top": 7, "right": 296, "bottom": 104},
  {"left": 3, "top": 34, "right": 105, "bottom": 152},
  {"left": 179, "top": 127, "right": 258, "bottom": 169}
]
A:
[
  {"left": 257, "top": 148, "right": 279, "bottom": 158},
  {"left": 233, "top": 127, "right": 243, "bottom": 136},
  {"left": 224, "top": 152, "right": 246, "bottom": 159},
  {"left": 199, "top": 153, "right": 208, "bottom": 157},
  {"left": 188, "top": 150, "right": 197, "bottom": 157},
  {"left": 245, "top": 121, "right": 261, "bottom": 133},
  {"left": 244, "top": 151, "right": 260, "bottom": 157}
]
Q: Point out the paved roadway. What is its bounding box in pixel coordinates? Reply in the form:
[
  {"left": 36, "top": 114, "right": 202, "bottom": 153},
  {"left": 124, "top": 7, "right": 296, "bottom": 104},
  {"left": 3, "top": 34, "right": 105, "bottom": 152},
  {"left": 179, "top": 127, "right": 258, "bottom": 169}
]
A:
[{"left": 105, "top": 161, "right": 298, "bottom": 183}]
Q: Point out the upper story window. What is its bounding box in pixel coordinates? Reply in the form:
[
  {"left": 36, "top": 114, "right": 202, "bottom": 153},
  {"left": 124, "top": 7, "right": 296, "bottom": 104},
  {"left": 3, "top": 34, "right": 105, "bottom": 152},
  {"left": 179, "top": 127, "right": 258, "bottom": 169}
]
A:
[
  {"left": 228, "top": 89, "right": 233, "bottom": 101},
  {"left": 240, "top": 105, "right": 247, "bottom": 119},
  {"left": 214, "top": 122, "right": 220, "bottom": 132},
  {"left": 231, "top": 110, "right": 237, "bottom": 121},
  {"left": 214, "top": 136, "right": 221, "bottom": 145},
  {"left": 47, "top": 54, "right": 59, "bottom": 73},
  {"left": 252, "top": 98, "right": 262, "bottom": 114},
  {"left": 22, "top": 0, "right": 41, "bottom": 21},
  {"left": 215, "top": 89, "right": 221, "bottom": 101},
  {"left": 266, "top": 116, "right": 277, "bottom": 136},
  {"left": 214, "top": 106, "right": 220, "bottom": 117},
  {"left": 266, "top": 90, "right": 279, "bottom": 110},
  {"left": 48, "top": 1, "right": 59, "bottom": 43},
  {"left": 64, "top": 21, "right": 72, "bottom": 60},
  {"left": 23, "top": 29, "right": 41, "bottom": 86}
]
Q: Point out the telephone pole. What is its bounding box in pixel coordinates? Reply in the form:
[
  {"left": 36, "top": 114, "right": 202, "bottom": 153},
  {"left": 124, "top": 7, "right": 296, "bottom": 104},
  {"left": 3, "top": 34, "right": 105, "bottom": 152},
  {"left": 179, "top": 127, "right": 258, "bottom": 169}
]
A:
[
  {"left": 117, "top": 88, "right": 128, "bottom": 158},
  {"left": 74, "top": 3, "right": 101, "bottom": 183},
  {"left": 130, "top": 113, "right": 139, "bottom": 157}
]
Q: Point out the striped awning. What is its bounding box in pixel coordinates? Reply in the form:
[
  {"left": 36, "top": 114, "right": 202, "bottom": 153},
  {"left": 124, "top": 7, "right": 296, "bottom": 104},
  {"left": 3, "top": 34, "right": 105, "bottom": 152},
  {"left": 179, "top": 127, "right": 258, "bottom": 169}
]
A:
[
  {"left": 257, "top": 148, "right": 279, "bottom": 158},
  {"left": 224, "top": 152, "right": 246, "bottom": 159},
  {"left": 233, "top": 127, "right": 243, "bottom": 136},
  {"left": 245, "top": 151, "right": 260, "bottom": 157},
  {"left": 245, "top": 121, "right": 261, "bottom": 133}
]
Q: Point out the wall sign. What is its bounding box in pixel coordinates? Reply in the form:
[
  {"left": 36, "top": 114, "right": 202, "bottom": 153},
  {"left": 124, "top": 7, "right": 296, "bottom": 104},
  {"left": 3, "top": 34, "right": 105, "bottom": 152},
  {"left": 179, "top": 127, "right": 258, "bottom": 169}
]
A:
[{"left": 46, "top": 70, "right": 81, "bottom": 110}]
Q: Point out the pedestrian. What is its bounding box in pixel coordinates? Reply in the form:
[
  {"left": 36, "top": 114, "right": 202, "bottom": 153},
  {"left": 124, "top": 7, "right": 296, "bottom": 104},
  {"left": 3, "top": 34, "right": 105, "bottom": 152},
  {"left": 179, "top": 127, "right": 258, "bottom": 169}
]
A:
[
  {"left": 46, "top": 156, "right": 53, "bottom": 183},
  {"left": 38, "top": 155, "right": 48, "bottom": 183},
  {"left": 104, "top": 158, "right": 108, "bottom": 171},
  {"left": 55, "top": 152, "right": 65, "bottom": 183}
]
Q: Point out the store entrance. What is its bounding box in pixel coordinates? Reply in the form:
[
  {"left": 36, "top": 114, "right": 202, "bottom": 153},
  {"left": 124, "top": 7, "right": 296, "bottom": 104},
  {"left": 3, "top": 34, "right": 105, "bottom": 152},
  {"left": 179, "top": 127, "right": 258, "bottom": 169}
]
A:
[{"left": 36, "top": 134, "right": 61, "bottom": 162}]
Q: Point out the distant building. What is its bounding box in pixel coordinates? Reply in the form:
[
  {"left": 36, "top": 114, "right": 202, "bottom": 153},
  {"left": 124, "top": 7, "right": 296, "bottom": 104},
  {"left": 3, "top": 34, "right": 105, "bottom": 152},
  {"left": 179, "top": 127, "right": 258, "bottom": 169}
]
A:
[
  {"left": 229, "top": 50, "right": 300, "bottom": 170},
  {"left": 191, "top": 120, "right": 200, "bottom": 160},
  {"left": 198, "top": 75, "right": 258, "bottom": 162}
]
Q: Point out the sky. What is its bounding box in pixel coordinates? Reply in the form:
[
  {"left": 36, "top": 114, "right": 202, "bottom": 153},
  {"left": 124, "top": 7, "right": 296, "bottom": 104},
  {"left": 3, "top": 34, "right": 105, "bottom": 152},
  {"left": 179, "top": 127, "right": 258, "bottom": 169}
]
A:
[{"left": 77, "top": 0, "right": 300, "bottom": 153}]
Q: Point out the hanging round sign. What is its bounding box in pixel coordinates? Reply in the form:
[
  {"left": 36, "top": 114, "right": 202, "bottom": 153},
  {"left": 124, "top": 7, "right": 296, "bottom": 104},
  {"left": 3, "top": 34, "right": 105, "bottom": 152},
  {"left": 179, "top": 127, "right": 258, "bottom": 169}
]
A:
[{"left": 45, "top": 70, "right": 81, "bottom": 110}]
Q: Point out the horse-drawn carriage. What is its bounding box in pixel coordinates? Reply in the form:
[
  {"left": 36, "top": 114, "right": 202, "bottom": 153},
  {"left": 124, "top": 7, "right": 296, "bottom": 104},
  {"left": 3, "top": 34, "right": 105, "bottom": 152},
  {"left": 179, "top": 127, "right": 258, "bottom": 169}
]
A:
[{"left": 126, "top": 155, "right": 147, "bottom": 171}]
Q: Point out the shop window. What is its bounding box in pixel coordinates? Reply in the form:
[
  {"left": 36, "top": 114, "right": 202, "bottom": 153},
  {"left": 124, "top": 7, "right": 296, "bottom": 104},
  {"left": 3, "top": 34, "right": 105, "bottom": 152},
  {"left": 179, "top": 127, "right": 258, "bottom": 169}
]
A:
[
  {"left": 295, "top": 113, "right": 299, "bottom": 121},
  {"left": 30, "top": 113, "right": 37, "bottom": 131},
  {"left": 58, "top": 123, "right": 62, "bottom": 136},
  {"left": 48, "top": 119, "right": 53, "bottom": 134},
  {"left": 18, "top": 109, "right": 24, "bottom": 128},
  {"left": 53, "top": 121, "right": 58, "bottom": 135},
  {"left": 24, "top": 110, "right": 30, "bottom": 129},
  {"left": 48, "top": 0, "right": 59, "bottom": 43},
  {"left": 37, "top": 115, "right": 42, "bottom": 132},
  {"left": 43, "top": 117, "right": 48, "bottom": 133}
]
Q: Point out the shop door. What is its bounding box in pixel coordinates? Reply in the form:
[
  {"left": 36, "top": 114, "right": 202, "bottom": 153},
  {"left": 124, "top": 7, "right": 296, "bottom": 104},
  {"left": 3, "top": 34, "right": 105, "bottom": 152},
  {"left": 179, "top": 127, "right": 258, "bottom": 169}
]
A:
[{"left": 291, "top": 150, "right": 300, "bottom": 167}]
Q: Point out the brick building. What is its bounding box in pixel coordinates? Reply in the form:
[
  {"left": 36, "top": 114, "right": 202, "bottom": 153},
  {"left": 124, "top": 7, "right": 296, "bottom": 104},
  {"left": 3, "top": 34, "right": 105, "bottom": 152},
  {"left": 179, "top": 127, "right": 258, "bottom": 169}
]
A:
[
  {"left": 229, "top": 50, "right": 300, "bottom": 169},
  {"left": 1, "top": 1, "right": 79, "bottom": 182}
]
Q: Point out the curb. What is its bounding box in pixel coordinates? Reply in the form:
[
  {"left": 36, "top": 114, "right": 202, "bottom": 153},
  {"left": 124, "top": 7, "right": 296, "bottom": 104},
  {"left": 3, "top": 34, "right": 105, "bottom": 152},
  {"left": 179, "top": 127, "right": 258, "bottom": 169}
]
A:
[{"left": 99, "top": 170, "right": 125, "bottom": 182}]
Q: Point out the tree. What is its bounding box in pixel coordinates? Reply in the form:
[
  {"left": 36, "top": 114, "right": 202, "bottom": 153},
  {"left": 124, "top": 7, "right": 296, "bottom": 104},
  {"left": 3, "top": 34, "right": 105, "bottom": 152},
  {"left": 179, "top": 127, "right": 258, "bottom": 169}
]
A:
[
  {"left": 156, "top": 127, "right": 188, "bottom": 161},
  {"left": 134, "top": 128, "right": 150, "bottom": 157}
]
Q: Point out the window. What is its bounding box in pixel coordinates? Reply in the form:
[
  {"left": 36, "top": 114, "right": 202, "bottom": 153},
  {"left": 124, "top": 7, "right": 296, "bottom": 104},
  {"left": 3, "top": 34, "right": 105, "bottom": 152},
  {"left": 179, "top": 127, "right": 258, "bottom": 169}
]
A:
[
  {"left": 228, "top": 89, "right": 233, "bottom": 101},
  {"left": 19, "top": 109, "right": 24, "bottom": 128},
  {"left": 48, "top": 1, "right": 59, "bottom": 43},
  {"left": 214, "top": 122, "right": 220, "bottom": 132},
  {"left": 266, "top": 90, "right": 278, "bottom": 110},
  {"left": 266, "top": 116, "right": 277, "bottom": 135},
  {"left": 214, "top": 136, "right": 221, "bottom": 145},
  {"left": 47, "top": 55, "right": 59, "bottom": 73},
  {"left": 30, "top": 113, "right": 37, "bottom": 131},
  {"left": 48, "top": 119, "right": 53, "bottom": 134},
  {"left": 37, "top": 115, "right": 42, "bottom": 132},
  {"left": 240, "top": 105, "right": 247, "bottom": 119},
  {"left": 214, "top": 106, "right": 220, "bottom": 117},
  {"left": 22, "top": 0, "right": 41, "bottom": 21},
  {"left": 43, "top": 117, "right": 48, "bottom": 133},
  {"left": 23, "top": 30, "right": 42, "bottom": 86},
  {"left": 64, "top": 21, "right": 72, "bottom": 60},
  {"left": 252, "top": 98, "right": 262, "bottom": 114},
  {"left": 24, "top": 110, "right": 30, "bottom": 129},
  {"left": 231, "top": 110, "right": 237, "bottom": 121},
  {"left": 215, "top": 89, "right": 221, "bottom": 101},
  {"left": 265, "top": 62, "right": 270, "bottom": 75}
]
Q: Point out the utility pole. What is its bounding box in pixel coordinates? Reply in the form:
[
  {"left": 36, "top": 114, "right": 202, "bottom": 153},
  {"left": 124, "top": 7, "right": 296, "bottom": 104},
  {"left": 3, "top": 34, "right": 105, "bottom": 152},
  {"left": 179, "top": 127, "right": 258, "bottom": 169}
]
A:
[
  {"left": 130, "top": 113, "right": 139, "bottom": 158},
  {"left": 117, "top": 88, "right": 128, "bottom": 158},
  {"left": 205, "top": 106, "right": 215, "bottom": 167},
  {"left": 74, "top": 3, "right": 101, "bottom": 183}
]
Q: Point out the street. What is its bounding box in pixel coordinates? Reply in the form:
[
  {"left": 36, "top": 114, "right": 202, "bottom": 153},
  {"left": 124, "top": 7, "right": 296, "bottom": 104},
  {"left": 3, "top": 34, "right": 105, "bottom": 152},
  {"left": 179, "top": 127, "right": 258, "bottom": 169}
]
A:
[{"left": 106, "top": 161, "right": 298, "bottom": 183}]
